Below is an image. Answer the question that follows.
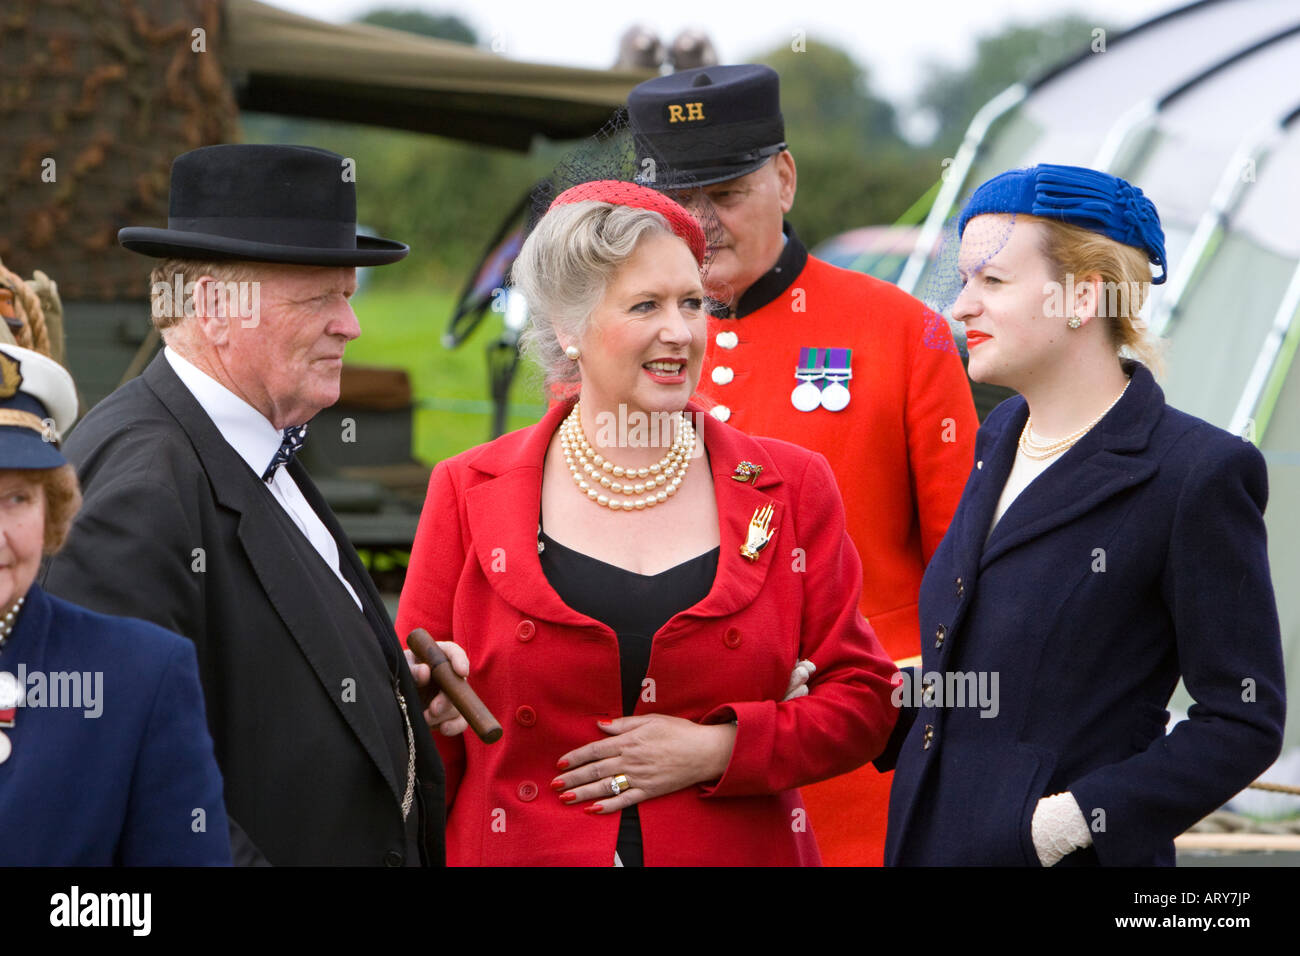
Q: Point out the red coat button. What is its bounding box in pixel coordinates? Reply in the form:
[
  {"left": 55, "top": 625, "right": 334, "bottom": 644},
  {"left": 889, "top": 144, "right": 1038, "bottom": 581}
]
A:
[
  {"left": 516, "top": 620, "right": 536, "bottom": 641},
  {"left": 515, "top": 705, "right": 536, "bottom": 727},
  {"left": 724, "top": 627, "right": 742, "bottom": 648},
  {"left": 517, "top": 781, "right": 539, "bottom": 801}
]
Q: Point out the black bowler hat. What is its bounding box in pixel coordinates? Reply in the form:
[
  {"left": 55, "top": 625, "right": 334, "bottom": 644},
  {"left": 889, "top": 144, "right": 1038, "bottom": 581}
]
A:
[
  {"left": 118, "top": 145, "right": 408, "bottom": 266},
  {"left": 628, "top": 64, "right": 786, "bottom": 188}
]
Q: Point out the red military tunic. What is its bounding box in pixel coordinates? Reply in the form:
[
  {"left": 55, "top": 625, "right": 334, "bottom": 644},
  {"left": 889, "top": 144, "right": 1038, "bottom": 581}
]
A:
[{"left": 694, "top": 225, "right": 978, "bottom": 865}]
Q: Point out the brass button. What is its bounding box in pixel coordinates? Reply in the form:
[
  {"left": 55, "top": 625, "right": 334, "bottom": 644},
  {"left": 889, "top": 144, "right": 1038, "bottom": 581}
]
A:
[
  {"left": 935, "top": 624, "right": 946, "bottom": 648},
  {"left": 922, "top": 724, "right": 935, "bottom": 750},
  {"left": 955, "top": 576, "right": 965, "bottom": 599},
  {"left": 923, "top": 677, "right": 936, "bottom": 703}
]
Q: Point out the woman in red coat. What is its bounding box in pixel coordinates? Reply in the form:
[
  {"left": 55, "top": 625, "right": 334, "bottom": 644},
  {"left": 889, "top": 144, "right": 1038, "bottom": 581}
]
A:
[{"left": 396, "top": 181, "right": 897, "bottom": 866}]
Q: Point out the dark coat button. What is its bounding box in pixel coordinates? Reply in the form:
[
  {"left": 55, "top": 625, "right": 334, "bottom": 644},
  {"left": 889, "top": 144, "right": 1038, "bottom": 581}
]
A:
[
  {"left": 517, "top": 781, "right": 539, "bottom": 801},
  {"left": 935, "top": 624, "right": 946, "bottom": 648},
  {"left": 515, "top": 705, "right": 536, "bottom": 727},
  {"left": 724, "top": 627, "right": 742, "bottom": 648},
  {"left": 516, "top": 620, "right": 536, "bottom": 641},
  {"left": 384, "top": 850, "right": 404, "bottom": 867}
]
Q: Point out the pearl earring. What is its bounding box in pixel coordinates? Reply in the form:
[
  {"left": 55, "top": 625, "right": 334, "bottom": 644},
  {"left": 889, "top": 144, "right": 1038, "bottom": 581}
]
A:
[
  {"left": 1067, "top": 317, "right": 1082, "bottom": 329},
  {"left": 565, "top": 345, "right": 580, "bottom": 361}
]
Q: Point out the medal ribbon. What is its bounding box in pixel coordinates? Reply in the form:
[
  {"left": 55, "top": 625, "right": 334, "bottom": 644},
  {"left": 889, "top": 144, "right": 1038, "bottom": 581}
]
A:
[
  {"left": 795, "top": 347, "right": 827, "bottom": 386},
  {"left": 823, "top": 347, "right": 852, "bottom": 381}
]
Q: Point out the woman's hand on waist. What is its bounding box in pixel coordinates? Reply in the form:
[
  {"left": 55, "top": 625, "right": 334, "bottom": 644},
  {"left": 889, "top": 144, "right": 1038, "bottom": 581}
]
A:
[{"left": 550, "top": 715, "right": 738, "bottom": 814}]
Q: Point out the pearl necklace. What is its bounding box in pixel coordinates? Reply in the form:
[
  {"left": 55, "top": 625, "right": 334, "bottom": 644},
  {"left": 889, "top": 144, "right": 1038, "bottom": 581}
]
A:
[
  {"left": 1019, "top": 378, "right": 1131, "bottom": 461},
  {"left": 560, "top": 403, "right": 695, "bottom": 511},
  {"left": 0, "top": 595, "right": 26, "bottom": 649}
]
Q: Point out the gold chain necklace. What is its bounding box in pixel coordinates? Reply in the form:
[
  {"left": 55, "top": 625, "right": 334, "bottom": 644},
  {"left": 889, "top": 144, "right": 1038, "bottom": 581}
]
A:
[{"left": 560, "top": 402, "right": 695, "bottom": 511}]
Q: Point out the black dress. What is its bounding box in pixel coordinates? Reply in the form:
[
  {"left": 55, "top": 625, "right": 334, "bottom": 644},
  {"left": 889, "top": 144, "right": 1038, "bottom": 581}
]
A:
[{"left": 538, "top": 523, "right": 718, "bottom": 867}]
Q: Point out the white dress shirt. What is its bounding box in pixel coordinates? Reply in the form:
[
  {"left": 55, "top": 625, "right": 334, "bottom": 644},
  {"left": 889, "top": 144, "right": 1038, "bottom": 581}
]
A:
[{"left": 164, "top": 347, "right": 362, "bottom": 610}]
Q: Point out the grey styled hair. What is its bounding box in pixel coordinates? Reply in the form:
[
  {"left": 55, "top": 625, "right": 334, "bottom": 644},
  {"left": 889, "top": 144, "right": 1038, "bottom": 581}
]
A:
[{"left": 514, "top": 202, "right": 684, "bottom": 391}]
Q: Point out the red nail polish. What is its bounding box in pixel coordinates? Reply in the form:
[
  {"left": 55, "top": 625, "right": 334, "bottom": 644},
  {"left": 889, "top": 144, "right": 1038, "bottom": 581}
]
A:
[
  {"left": 550, "top": 778, "right": 566, "bottom": 791},
  {"left": 556, "top": 758, "right": 569, "bottom": 771},
  {"left": 560, "top": 792, "right": 576, "bottom": 804},
  {"left": 584, "top": 804, "right": 603, "bottom": 815},
  {"left": 597, "top": 719, "right": 612, "bottom": 726}
]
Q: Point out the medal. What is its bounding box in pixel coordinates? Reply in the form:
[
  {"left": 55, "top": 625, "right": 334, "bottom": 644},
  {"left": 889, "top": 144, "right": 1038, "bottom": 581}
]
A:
[
  {"left": 819, "top": 347, "right": 853, "bottom": 412},
  {"left": 791, "top": 347, "right": 825, "bottom": 412},
  {"left": 0, "top": 671, "right": 21, "bottom": 710},
  {"left": 0, "top": 671, "right": 17, "bottom": 766}
]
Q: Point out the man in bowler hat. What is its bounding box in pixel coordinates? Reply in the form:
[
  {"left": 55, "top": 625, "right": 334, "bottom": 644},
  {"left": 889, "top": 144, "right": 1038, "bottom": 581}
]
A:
[
  {"left": 42, "top": 144, "right": 457, "bottom": 865},
  {"left": 629, "top": 65, "right": 979, "bottom": 865}
]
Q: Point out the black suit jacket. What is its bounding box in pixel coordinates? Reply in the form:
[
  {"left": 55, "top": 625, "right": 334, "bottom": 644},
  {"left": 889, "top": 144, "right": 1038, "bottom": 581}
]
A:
[{"left": 42, "top": 353, "right": 445, "bottom": 866}]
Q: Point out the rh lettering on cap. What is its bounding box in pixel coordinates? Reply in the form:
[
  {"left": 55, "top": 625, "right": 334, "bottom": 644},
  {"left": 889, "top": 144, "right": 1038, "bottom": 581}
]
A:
[{"left": 667, "top": 102, "right": 706, "bottom": 123}]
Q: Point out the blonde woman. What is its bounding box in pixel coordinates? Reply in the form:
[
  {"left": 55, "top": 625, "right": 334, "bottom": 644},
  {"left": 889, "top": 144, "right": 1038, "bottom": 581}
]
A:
[{"left": 882, "top": 165, "right": 1285, "bottom": 866}]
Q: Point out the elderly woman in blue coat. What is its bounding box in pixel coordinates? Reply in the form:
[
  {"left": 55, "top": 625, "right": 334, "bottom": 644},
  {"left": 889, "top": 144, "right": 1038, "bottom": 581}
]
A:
[
  {"left": 881, "top": 165, "right": 1286, "bottom": 866},
  {"left": 0, "top": 344, "right": 229, "bottom": 865}
]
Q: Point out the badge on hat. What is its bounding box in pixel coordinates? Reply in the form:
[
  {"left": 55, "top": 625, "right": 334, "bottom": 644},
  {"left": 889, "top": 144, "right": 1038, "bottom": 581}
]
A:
[
  {"left": 0, "top": 353, "right": 22, "bottom": 400},
  {"left": 0, "top": 345, "right": 79, "bottom": 469},
  {"left": 791, "top": 347, "right": 853, "bottom": 412}
]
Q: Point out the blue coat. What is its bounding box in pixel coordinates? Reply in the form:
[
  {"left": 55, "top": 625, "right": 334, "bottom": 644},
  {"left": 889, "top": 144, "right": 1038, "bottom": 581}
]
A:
[
  {"left": 883, "top": 362, "right": 1286, "bottom": 866},
  {"left": 0, "top": 584, "right": 230, "bottom": 865}
]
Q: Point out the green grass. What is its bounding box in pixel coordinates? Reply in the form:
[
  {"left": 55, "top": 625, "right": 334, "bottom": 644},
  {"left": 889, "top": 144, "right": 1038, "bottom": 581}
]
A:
[{"left": 348, "top": 285, "right": 547, "bottom": 465}]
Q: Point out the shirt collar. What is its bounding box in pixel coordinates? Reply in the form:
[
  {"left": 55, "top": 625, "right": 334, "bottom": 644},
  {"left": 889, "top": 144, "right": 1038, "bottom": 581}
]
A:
[
  {"left": 163, "top": 346, "right": 287, "bottom": 480},
  {"left": 721, "top": 221, "right": 808, "bottom": 318}
]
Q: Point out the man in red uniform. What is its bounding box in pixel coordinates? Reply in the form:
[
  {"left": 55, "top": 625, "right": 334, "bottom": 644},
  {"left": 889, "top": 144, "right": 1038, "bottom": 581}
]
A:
[{"left": 629, "top": 64, "right": 978, "bottom": 865}]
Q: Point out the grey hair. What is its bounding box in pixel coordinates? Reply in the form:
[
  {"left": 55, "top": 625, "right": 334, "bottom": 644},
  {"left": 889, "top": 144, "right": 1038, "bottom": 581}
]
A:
[{"left": 514, "top": 202, "right": 683, "bottom": 391}]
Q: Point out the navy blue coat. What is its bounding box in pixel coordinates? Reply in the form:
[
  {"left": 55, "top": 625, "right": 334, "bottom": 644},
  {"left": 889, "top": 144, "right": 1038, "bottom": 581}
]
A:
[
  {"left": 883, "top": 362, "right": 1286, "bottom": 866},
  {"left": 0, "top": 584, "right": 230, "bottom": 865}
]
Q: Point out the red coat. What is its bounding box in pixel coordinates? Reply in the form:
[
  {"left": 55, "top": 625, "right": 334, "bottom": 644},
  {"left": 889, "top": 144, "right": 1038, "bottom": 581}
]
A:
[
  {"left": 694, "top": 235, "right": 978, "bottom": 865},
  {"left": 396, "top": 399, "right": 898, "bottom": 866}
]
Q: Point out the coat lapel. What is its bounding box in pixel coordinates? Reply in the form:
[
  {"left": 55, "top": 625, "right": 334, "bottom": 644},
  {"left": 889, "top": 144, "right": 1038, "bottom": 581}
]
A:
[
  {"left": 463, "top": 401, "right": 786, "bottom": 628},
  {"left": 141, "top": 354, "right": 404, "bottom": 803},
  {"left": 977, "top": 363, "right": 1165, "bottom": 571}
]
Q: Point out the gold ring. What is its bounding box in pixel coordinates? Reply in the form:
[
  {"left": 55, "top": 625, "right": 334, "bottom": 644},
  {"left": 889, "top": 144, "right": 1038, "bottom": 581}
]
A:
[{"left": 609, "top": 774, "right": 630, "bottom": 795}]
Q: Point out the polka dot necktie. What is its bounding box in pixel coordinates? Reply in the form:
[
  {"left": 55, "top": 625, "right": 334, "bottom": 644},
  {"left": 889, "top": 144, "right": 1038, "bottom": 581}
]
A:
[{"left": 262, "top": 425, "right": 308, "bottom": 483}]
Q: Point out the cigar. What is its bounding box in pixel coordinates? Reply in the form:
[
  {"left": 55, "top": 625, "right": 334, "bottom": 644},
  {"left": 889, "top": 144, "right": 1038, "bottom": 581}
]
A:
[{"left": 406, "top": 629, "right": 503, "bottom": 744}]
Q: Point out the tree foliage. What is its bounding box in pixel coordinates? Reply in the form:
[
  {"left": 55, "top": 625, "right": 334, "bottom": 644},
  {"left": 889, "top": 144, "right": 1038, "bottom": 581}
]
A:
[
  {"left": 356, "top": 7, "right": 477, "bottom": 44},
  {"left": 918, "top": 15, "right": 1112, "bottom": 154},
  {"left": 757, "top": 39, "right": 940, "bottom": 247}
]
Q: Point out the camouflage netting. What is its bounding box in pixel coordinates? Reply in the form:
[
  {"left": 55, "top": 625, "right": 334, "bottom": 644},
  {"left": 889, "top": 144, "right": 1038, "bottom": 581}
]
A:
[{"left": 0, "top": 0, "right": 238, "bottom": 300}]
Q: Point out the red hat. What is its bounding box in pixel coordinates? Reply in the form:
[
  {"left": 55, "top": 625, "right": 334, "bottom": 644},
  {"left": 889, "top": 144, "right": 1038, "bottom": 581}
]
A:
[{"left": 548, "top": 180, "right": 707, "bottom": 266}]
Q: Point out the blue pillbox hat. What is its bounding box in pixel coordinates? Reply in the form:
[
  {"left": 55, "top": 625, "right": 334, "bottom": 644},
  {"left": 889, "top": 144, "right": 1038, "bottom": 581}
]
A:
[{"left": 958, "top": 164, "right": 1168, "bottom": 284}]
